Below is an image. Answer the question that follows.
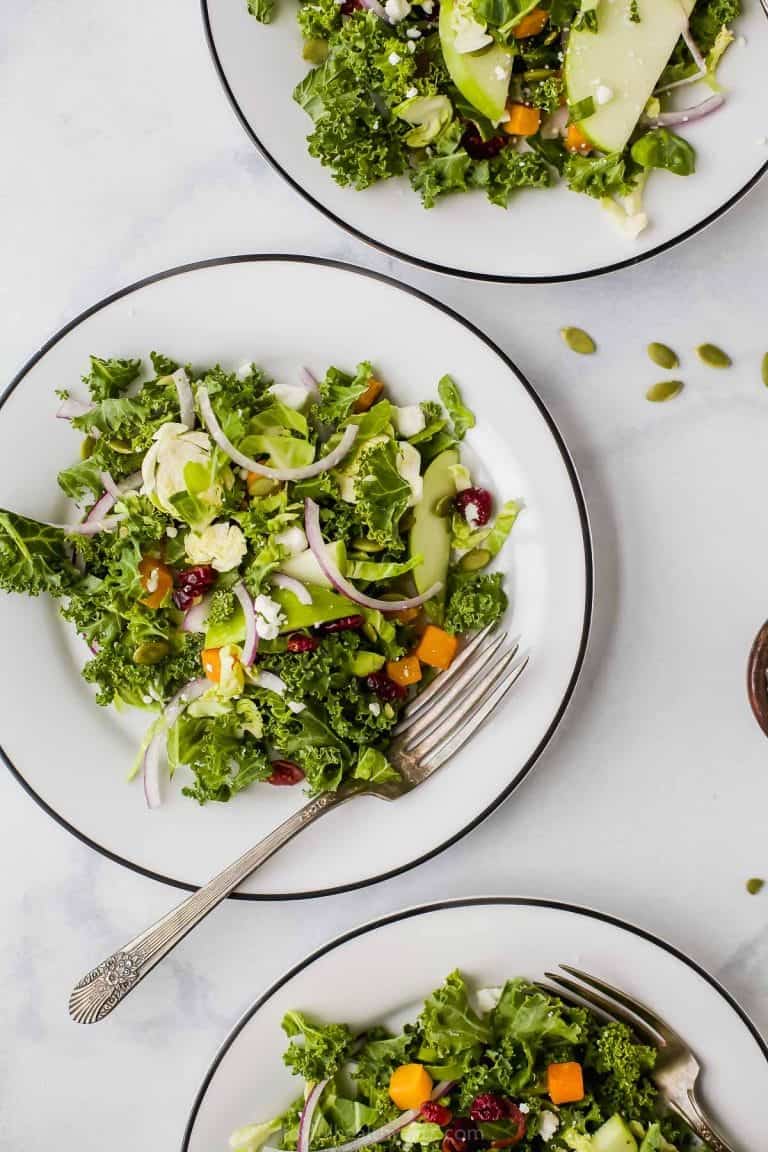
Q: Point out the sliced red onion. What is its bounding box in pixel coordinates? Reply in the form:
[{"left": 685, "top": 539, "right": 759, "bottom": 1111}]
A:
[
  {"left": 304, "top": 499, "right": 441, "bottom": 612},
  {"left": 297, "top": 1080, "right": 328, "bottom": 1152},
  {"left": 299, "top": 366, "right": 319, "bottom": 390},
  {"left": 655, "top": 24, "right": 707, "bottom": 92},
  {"left": 56, "top": 398, "right": 92, "bottom": 420},
  {"left": 87, "top": 489, "right": 117, "bottom": 522},
  {"left": 173, "top": 368, "right": 195, "bottom": 429},
  {"left": 254, "top": 670, "right": 287, "bottom": 696},
  {"left": 321, "top": 1081, "right": 454, "bottom": 1152},
  {"left": 182, "top": 595, "right": 212, "bottom": 633},
  {"left": 99, "top": 471, "right": 122, "bottom": 501},
  {"left": 55, "top": 515, "right": 123, "bottom": 536},
  {"left": 143, "top": 678, "right": 208, "bottom": 809},
  {"left": 233, "top": 581, "right": 259, "bottom": 666},
  {"left": 644, "top": 92, "right": 724, "bottom": 128},
  {"left": 198, "top": 387, "right": 358, "bottom": 481},
  {"left": 271, "top": 573, "right": 313, "bottom": 605}
]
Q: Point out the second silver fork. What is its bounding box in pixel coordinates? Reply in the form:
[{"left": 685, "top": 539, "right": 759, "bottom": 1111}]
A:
[{"left": 69, "top": 626, "right": 528, "bottom": 1024}]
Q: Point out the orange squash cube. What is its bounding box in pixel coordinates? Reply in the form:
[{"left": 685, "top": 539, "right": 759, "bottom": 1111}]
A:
[
  {"left": 513, "top": 7, "right": 548, "bottom": 37},
  {"left": 386, "top": 655, "right": 422, "bottom": 687},
  {"left": 354, "top": 378, "right": 384, "bottom": 413},
  {"left": 503, "top": 104, "right": 542, "bottom": 138},
  {"left": 415, "top": 625, "right": 458, "bottom": 670},
  {"left": 547, "top": 1061, "right": 584, "bottom": 1105},
  {"left": 389, "top": 1064, "right": 434, "bottom": 1111}
]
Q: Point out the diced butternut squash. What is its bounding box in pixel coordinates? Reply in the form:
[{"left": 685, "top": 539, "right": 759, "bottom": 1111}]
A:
[
  {"left": 354, "top": 378, "right": 384, "bottom": 413},
  {"left": 415, "top": 625, "right": 458, "bottom": 670},
  {"left": 565, "top": 122, "right": 591, "bottom": 154},
  {"left": 547, "top": 1061, "right": 584, "bottom": 1105},
  {"left": 503, "top": 103, "right": 542, "bottom": 137},
  {"left": 513, "top": 7, "right": 548, "bottom": 38},
  {"left": 202, "top": 647, "right": 222, "bottom": 683},
  {"left": 386, "top": 655, "right": 422, "bottom": 688},
  {"left": 139, "top": 556, "right": 173, "bottom": 609},
  {"left": 389, "top": 1064, "right": 434, "bottom": 1111}
]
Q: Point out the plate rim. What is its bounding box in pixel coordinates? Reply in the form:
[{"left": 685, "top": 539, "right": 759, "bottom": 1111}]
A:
[
  {"left": 180, "top": 894, "right": 768, "bottom": 1151},
  {"left": 200, "top": 1, "right": 768, "bottom": 286},
  {"left": 0, "top": 253, "right": 593, "bottom": 899}
]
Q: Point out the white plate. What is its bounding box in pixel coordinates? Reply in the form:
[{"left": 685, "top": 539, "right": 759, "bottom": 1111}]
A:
[
  {"left": 203, "top": 1, "right": 768, "bottom": 282},
  {"left": 182, "top": 897, "right": 768, "bottom": 1149},
  {"left": 0, "top": 257, "right": 590, "bottom": 896}
]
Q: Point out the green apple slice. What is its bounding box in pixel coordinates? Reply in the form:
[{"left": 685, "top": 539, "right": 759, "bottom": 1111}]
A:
[
  {"left": 439, "top": 0, "right": 513, "bottom": 124},
  {"left": 564, "top": 0, "right": 697, "bottom": 154}
]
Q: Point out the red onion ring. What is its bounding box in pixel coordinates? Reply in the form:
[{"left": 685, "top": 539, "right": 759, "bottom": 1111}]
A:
[
  {"left": 173, "top": 368, "right": 195, "bottom": 429},
  {"left": 644, "top": 92, "right": 724, "bottom": 128},
  {"left": 254, "top": 670, "right": 287, "bottom": 696},
  {"left": 321, "top": 1080, "right": 455, "bottom": 1152},
  {"left": 143, "top": 678, "right": 208, "bottom": 809},
  {"left": 655, "top": 23, "right": 707, "bottom": 92},
  {"left": 304, "top": 499, "right": 441, "bottom": 612},
  {"left": 198, "top": 387, "right": 358, "bottom": 481},
  {"left": 233, "top": 581, "right": 259, "bottom": 666},
  {"left": 56, "top": 398, "right": 93, "bottom": 420},
  {"left": 271, "top": 573, "right": 313, "bottom": 605},
  {"left": 182, "top": 595, "right": 212, "bottom": 633},
  {"left": 299, "top": 366, "right": 319, "bottom": 390},
  {"left": 297, "top": 1080, "right": 328, "bottom": 1152}
]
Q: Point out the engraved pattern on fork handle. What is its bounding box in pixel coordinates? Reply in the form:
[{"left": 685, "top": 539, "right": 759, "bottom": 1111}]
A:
[
  {"left": 669, "top": 1090, "right": 736, "bottom": 1152},
  {"left": 68, "top": 790, "right": 347, "bottom": 1023}
]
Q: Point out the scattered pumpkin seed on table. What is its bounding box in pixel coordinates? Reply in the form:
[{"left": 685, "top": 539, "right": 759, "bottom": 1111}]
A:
[
  {"left": 647, "top": 342, "right": 679, "bottom": 370},
  {"left": 560, "top": 327, "right": 596, "bottom": 355},
  {"left": 646, "top": 380, "right": 684, "bottom": 403},
  {"left": 697, "top": 343, "right": 731, "bottom": 368},
  {"left": 746, "top": 877, "right": 765, "bottom": 895},
  {"left": 762, "top": 353, "right": 768, "bottom": 387}
]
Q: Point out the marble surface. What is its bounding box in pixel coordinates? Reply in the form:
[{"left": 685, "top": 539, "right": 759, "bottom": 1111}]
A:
[{"left": 2, "top": 1, "right": 768, "bottom": 1148}]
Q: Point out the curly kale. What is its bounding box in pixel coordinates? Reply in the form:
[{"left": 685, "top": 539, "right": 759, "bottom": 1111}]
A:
[
  {"left": 691, "top": 0, "right": 740, "bottom": 52},
  {"left": 207, "top": 588, "right": 236, "bottom": 625},
  {"left": 564, "top": 151, "right": 640, "bottom": 200},
  {"left": 486, "top": 148, "right": 552, "bottom": 208},
  {"left": 445, "top": 572, "right": 507, "bottom": 634},
  {"left": 586, "top": 1021, "right": 658, "bottom": 1118},
  {"left": 81, "top": 355, "right": 142, "bottom": 402},
  {"left": 0, "top": 511, "right": 80, "bottom": 597},
  {"left": 526, "top": 76, "right": 565, "bottom": 114},
  {"left": 297, "top": 0, "right": 342, "bottom": 40},
  {"left": 175, "top": 707, "right": 272, "bottom": 804},
  {"left": 80, "top": 633, "right": 204, "bottom": 709},
  {"left": 282, "top": 1011, "right": 355, "bottom": 1082}
]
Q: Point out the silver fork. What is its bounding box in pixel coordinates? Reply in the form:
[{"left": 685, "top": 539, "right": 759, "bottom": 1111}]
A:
[
  {"left": 68, "top": 627, "right": 528, "bottom": 1023},
  {"left": 542, "top": 965, "right": 737, "bottom": 1152}
]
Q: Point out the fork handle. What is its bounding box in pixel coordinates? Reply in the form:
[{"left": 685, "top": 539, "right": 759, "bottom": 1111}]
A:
[
  {"left": 68, "top": 789, "right": 351, "bottom": 1023},
  {"left": 671, "top": 1090, "right": 737, "bottom": 1152}
]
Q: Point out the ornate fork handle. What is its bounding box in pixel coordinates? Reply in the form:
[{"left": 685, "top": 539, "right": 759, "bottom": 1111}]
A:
[
  {"left": 670, "top": 1090, "right": 737, "bottom": 1152},
  {"left": 69, "top": 790, "right": 351, "bottom": 1023}
]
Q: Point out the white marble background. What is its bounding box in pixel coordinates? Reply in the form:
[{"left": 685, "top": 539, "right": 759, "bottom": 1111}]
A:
[{"left": 2, "top": 2, "right": 768, "bottom": 1149}]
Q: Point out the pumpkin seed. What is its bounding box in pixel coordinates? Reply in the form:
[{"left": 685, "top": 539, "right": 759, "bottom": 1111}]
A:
[
  {"left": 560, "top": 327, "right": 596, "bottom": 355},
  {"left": 80, "top": 437, "right": 96, "bottom": 460},
  {"left": 747, "top": 877, "right": 765, "bottom": 896},
  {"left": 433, "top": 494, "right": 455, "bottom": 518},
  {"left": 647, "top": 342, "right": 679, "bottom": 370},
  {"left": 133, "top": 640, "right": 170, "bottom": 666},
  {"left": 351, "top": 537, "right": 383, "bottom": 554},
  {"left": 762, "top": 353, "right": 768, "bottom": 387},
  {"left": 646, "top": 380, "right": 684, "bottom": 403},
  {"left": 302, "top": 37, "right": 328, "bottom": 64},
  {"left": 697, "top": 343, "right": 731, "bottom": 369},
  {"left": 109, "top": 437, "right": 134, "bottom": 454},
  {"left": 459, "top": 548, "right": 492, "bottom": 572}
]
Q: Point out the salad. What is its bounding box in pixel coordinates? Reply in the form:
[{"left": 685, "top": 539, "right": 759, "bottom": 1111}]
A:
[
  {"left": 0, "top": 354, "right": 519, "bottom": 807},
  {"left": 230, "top": 970, "right": 693, "bottom": 1152},
  {"left": 246, "top": 0, "right": 741, "bottom": 235}
]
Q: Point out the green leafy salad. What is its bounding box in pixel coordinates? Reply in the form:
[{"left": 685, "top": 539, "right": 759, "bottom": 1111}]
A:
[
  {"left": 246, "top": 0, "right": 740, "bottom": 235},
  {"left": 0, "top": 354, "right": 519, "bottom": 807},
  {"left": 230, "top": 970, "right": 693, "bottom": 1152}
]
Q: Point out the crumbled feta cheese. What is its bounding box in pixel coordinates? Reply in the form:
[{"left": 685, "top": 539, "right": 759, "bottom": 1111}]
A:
[
  {"left": 476, "top": 986, "right": 503, "bottom": 1012},
  {"left": 185, "top": 522, "right": 247, "bottom": 573},
  {"left": 518, "top": 1104, "right": 530, "bottom": 1115},
  {"left": 538, "top": 1112, "right": 559, "bottom": 1143},
  {"left": 253, "top": 593, "right": 286, "bottom": 641},
  {"left": 369, "top": 701, "right": 382, "bottom": 717},
  {"left": 385, "top": 0, "right": 411, "bottom": 21},
  {"left": 268, "top": 380, "right": 311, "bottom": 410},
  {"left": 236, "top": 362, "right": 254, "bottom": 381},
  {"left": 287, "top": 700, "right": 306, "bottom": 714},
  {"left": 406, "top": 27, "right": 421, "bottom": 38},
  {"left": 463, "top": 501, "right": 480, "bottom": 528},
  {"left": 595, "top": 84, "right": 613, "bottom": 106},
  {"left": 388, "top": 50, "right": 402, "bottom": 64},
  {"left": 392, "top": 404, "right": 426, "bottom": 437},
  {"left": 274, "top": 525, "right": 308, "bottom": 556},
  {"left": 165, "top": 525, "right": 178, "bottom": 538},
  {"left": 405, "top": 86, "right": 418, "bottom": 99},
  {"left": 406, "top": 39, "right": 416, "bottom": 52}
]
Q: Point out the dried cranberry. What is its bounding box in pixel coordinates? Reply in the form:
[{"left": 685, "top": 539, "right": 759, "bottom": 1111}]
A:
[
  {"left": 340, "top": 0, "right": 363, "bottom": 13},
  {"left": 442, "top": 1118, "right": 487, "bottom": 1152},
  {"left": 366, "top": 671, "right": 407, "bottom": 702},
  {"left": 421, "top": 1102, "right": 453, "bottom": 1126},
  {"left": 173, "top": 564, "right": 217, "bottom": 610},
  {"left": 267, "top": 760, "right": 305, "bottom": 786},
  {"left": 316, "top": 615, "right": 364, "bottom": 634},
  {"left": 489, "top": 1103, "right": 526, "bottom": 1149},
  {"left": 286, "top": 633, "right": 319, "bottom": 653},
  {"left": 461, "top": 127, "right": 508, "bottom": 161},
  {"left": 454, "top": 487, "right": 493, "bottom": 528},
  {"left": 469, "top": 1096, "right": 506, "bottom": 1123}
]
